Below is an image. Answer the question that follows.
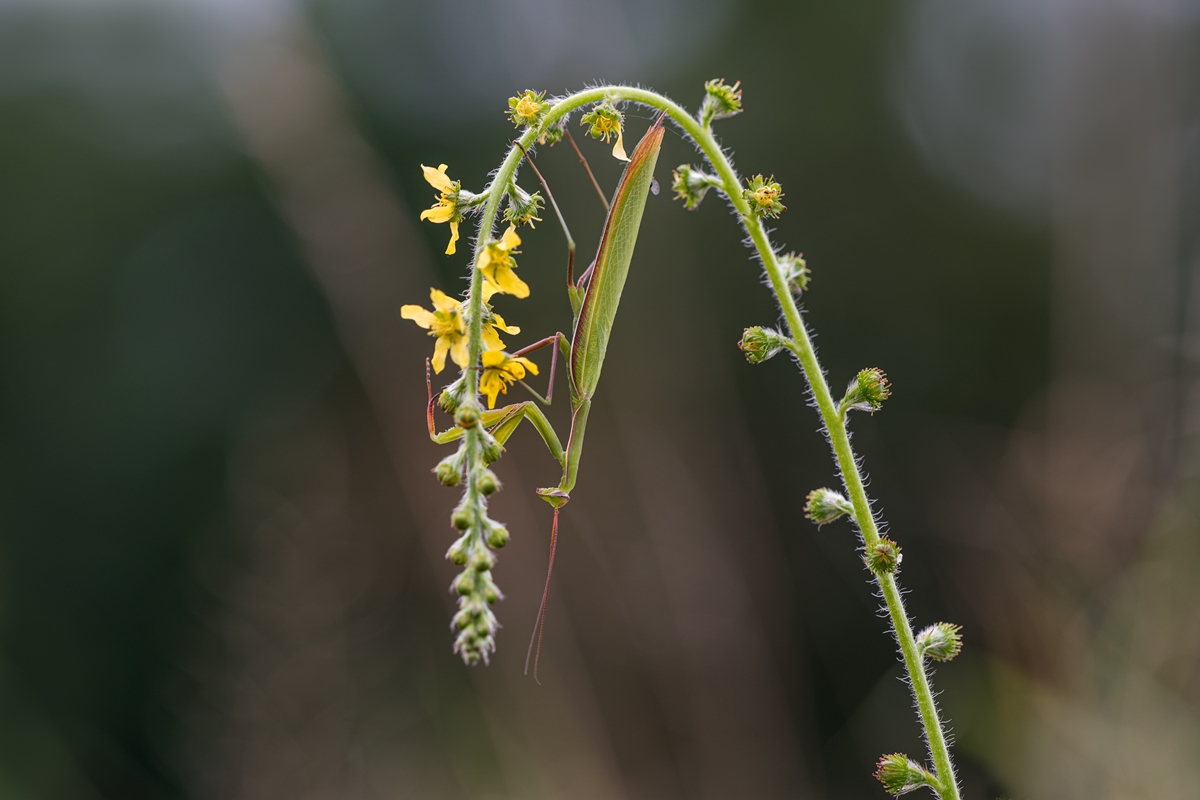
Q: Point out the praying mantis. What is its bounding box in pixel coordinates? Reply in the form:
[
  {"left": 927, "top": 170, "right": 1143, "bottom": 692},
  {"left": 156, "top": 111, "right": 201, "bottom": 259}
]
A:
[{"left": 426, "top": 115, "right": 665, "bottom": 677}]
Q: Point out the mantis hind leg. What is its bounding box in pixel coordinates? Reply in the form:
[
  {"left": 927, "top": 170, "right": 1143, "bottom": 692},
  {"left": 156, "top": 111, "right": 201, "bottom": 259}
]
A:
[{"left": 525, "top": 506, "right": 560, "bottom": 684}]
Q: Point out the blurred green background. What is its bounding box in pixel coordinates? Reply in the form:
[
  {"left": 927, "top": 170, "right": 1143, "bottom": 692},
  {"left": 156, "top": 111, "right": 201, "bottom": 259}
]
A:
[{"left": 1, "top": 1, "right": 1198, "bottom": 798}]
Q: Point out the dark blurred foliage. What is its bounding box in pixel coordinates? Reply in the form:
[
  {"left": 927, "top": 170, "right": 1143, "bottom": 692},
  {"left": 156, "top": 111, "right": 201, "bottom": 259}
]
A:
[{"left": 0, "top": 1, "right": 1197, "bottom": 799}]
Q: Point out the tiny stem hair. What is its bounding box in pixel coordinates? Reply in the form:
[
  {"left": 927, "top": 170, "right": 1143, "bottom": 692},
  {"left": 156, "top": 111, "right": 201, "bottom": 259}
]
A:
[{"left": 420, "top": 83, "right": 961, "bottom": 797}]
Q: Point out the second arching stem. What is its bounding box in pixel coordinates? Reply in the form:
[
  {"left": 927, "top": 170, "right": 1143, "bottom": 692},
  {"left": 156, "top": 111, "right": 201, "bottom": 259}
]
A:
[{"left": 465, "top": 85, "right": 960, "bottom": 799}]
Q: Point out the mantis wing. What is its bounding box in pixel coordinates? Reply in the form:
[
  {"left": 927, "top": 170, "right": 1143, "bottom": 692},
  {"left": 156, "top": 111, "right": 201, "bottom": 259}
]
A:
[{"left": 570, "top": 115, "right": 665, "bottom": 403}]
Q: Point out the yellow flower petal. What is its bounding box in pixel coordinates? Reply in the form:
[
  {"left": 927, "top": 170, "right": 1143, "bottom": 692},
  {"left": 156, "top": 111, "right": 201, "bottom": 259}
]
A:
[
  {"left": 481, "top": 376, "right": 502, "bottom": 408},
  {"left": 445, "top": 221, "right": 459, "bottom": 255},
  {"left": 450, "top": 335, "right": 469, "bottom": 368},
  {"left": 482, "top": 282, "right": 499, "bottom": 302},
  {"left": 400, "top": 304, "right": 436, "bottom": 329},
  {"left": 432, "top": 335, "right": 450, "bottom": 374},
  {"left": 420, "top": 204, "right": 454, "bottom": 223},
  {"left": 481, "top": 350, "right": 507, "bottom": 368},
  {"left": 429, "top": 288, "right": 459, "bottom": 313},
  {"left": 612, "top": 130, "right": 629, "bottom": 162},
  {"left": 482, "top": 326, "right": 504, "bottom": 352},
  {"left": 421, "top": 163, "right": 455, "bottom": 194},
  {"left": 482, "top": 264, "right": 530, "bottom": 299},
  {"left": 513, "top": 355, "right": 538, "bottom": 377},
  {"left": 499, "top": 225, "right": 521, "bottom": 251},
  {"left": 491, "top": 312, "right": 519, "bottom": 335}
]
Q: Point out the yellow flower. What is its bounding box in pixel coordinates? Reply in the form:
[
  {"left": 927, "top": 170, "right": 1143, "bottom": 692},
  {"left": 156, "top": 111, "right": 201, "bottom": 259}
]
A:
[
  {"left": 477, "top": 225, "right": 529, "bottom": 298},
  {"left": 580, "top": 102, "right": 628, "bottom": 162},
  {"left": 479, "top": 350, "right": 538, "bottom": 408},
  {"left": 420, "top": 163, "right": 462, "bottom": 255},
  {"left": 401, "top": 288, "right": 519, "bottom": 373},
  {"left": 507, "top": 89, "right": 550, "bottom": 128}
]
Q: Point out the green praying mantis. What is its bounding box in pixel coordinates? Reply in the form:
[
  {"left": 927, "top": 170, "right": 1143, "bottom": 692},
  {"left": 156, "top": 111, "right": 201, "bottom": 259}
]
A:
[{"left": 426, "top": 115, "right": 665, "bottom": 677}]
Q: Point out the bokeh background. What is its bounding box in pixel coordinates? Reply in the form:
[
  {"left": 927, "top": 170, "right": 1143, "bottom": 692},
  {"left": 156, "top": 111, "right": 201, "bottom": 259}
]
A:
[{"left": 2, "top": 0, "right": 1199, "bottom": 798}]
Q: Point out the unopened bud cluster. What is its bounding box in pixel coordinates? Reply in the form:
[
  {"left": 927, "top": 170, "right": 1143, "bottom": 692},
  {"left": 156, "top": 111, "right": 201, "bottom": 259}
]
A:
[
  {"left": 874, "top": 753, "right": 938, "bottom": 796},
  {"left": 916, "top": 622, "right": 963, "bottom": 663},
  {"left": 444, "top": 458, "right": 511, "bottom": 665},
  {"left": 504, "top": 181, "right": 543, "bottom": 228},
  {"left": 865, "top": 536, "right": 902, "bottom": 575},
  {"left": 841, "top": 368, "right": 891, "bottom": 415},
  {"left": 671, "top": 164, "right": 722, "bottom": 210},
  {"left": 700, "top": 78, "right": 743, "bottom": 127},
  {"left": 805, "top": 487, "right": 853, "bottom": 524},
  {"left": 739, "top": 326, "right": 788, "bottom": 364},
  {"left": 778, "top": 252, "right": 810, "bottom": 294}
]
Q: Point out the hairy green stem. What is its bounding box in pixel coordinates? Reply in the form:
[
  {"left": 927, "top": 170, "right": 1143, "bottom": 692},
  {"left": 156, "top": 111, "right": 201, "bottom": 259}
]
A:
[{"left": 460, "top": 86, "right": 959, "bottom": 797}]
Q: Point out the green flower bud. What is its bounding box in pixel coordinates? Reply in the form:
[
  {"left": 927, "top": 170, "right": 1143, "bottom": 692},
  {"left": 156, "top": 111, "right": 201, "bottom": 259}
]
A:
[
  {"left": 804, "top": 488, "right": 854, "bottom": 525},
  {"left": 916, "top": 622, "right": 963, "bottom": 663},
  {"left": 507, "top": 89, "right": 550, "bottom": 128},
  {"left": 446, "top": 535, "right": 470, "bottom": 565},
  {"left": 778, "top": 252, "right": 810, "bottom": 294},
  {"left": 452, "top": 609, "right": 473, "bottom": 629},
  {"left": 503, "top": 182, "right": 544, "bottom": 228},
  {"left": 477, "top": 469, "right": 500, "bottom": 496},
  {"left": 451, "top": 509, "right": 472, "bottom": 531},
  {"left": 873, "top": 753, "right": 937, "bottom": 795},
  {"left": 453, "top": 571, "right": 475, "bottom": 595},
  {"left": 453, "top": 603, "right": 498, "bottom": 665},
  {"left": 455, "top": 405, "right": 480, "bottom": 429},
  {"left": 865, "top": 537, "right": 902, "bottom": 575},
  {"left": 700, "top": 78, "right": 743, "bottom": 127},
  {"left": 438, "top": 377, "right": 465, "bottom": 415},
  {"left": 743, "top": 174, "right": 785, "bottom": 219},
  {"left": 487, "top": 526, "right": 510, "bottom": 549},
  {"left": 841, "top": 368, "right": 891, "bottom": 414},
  {"left": 480, "top": 434, "right": 504, "bottom": 465},
  {"left": 435, "top": 454, "right": 462, "bottom": 487},
  {"left": 483, "top": 585, "right": 501, "bottom": 604},
  {"left": 739, "top": 326, "right": 787, "bottom": 364},
  {"left": 538, "top": 117, "right": 566, "bottom": 146},
  {"left": 671, "top": 164, "right": 721, "bottom": 210},
  {"left": 454, "top": 629, "right": 485, "bottom": 665},
  {"left": 471, "top": 549, "right": 495, "bottom": 572}
]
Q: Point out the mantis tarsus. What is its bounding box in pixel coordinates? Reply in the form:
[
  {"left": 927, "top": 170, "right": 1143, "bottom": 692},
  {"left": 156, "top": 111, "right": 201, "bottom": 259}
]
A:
[{"left": 428, "top": 114, "right": 665, "bottom": 679}]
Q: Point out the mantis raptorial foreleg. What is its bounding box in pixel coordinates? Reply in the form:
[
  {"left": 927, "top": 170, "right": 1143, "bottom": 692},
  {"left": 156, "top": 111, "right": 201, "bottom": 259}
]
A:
[{"left": 426, "top": 357, "right": 565, "bottom": 465}]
